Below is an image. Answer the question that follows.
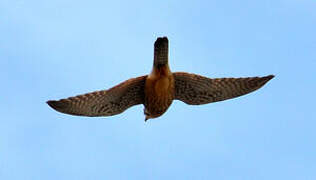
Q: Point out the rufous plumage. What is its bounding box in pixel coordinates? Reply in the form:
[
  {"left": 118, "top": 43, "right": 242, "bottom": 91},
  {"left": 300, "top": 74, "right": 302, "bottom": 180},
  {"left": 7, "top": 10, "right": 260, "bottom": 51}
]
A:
[{"left": 47, "top": 37, "right": 274, "bottom": 121}]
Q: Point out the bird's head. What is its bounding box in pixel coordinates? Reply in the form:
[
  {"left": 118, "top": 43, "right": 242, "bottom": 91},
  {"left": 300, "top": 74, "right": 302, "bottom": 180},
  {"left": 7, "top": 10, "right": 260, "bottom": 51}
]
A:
[{"left": 144, "top": 108, "right": 153, "bottom": 122}]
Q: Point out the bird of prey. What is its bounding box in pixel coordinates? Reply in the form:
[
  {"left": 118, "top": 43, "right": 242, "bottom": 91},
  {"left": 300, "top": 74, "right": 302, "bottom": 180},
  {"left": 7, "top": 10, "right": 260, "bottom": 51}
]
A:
[{"left": 47, "top": 37, "right": 274, "bottom": 121}]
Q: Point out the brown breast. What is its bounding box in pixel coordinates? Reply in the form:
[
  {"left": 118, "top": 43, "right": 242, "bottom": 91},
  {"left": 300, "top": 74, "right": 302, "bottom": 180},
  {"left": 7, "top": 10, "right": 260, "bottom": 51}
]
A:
[{"left": 144, "top": 65, "right": 175, "bottom": 118}]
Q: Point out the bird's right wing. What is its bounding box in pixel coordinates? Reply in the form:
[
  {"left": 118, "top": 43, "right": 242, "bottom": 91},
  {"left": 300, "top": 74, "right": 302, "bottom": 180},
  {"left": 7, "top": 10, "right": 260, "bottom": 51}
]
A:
[
  {"left": 47, "top": 75, "right": 147, "bottom": 117},
  {"left": 173, "top": 72, "right": 274, "bottom": 105}
]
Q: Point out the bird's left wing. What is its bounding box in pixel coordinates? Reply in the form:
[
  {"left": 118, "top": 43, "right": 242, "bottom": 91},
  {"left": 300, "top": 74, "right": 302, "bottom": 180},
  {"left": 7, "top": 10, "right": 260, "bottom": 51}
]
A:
[
  {"left": 173, "top": 72, "right": 274, "bottom": 105},
  {"left": 47, "top": 75, "right": 147, "bottom": 117}
]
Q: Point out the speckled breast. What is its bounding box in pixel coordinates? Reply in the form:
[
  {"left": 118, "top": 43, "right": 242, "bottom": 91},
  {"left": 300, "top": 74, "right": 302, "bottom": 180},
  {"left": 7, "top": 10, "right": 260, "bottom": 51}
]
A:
[{"left": 144, "top": 73, "right": 175, "bottom": 118}]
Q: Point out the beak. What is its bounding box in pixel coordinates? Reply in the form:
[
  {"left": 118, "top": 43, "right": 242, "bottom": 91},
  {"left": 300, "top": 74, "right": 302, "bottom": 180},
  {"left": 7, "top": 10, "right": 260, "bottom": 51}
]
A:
[{"left": 145, "top": 117, "right": 149, "bottom": 122}]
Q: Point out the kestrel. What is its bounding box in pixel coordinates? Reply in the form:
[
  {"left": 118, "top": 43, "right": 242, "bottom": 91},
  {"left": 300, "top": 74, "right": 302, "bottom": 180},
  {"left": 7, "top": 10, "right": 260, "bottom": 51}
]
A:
[{"left": 47, "top": 37, "right": 274, "bottom": 121}]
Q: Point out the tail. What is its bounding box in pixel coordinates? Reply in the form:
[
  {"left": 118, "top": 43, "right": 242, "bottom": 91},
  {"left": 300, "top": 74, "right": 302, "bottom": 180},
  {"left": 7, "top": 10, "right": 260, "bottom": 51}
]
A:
[{"left": 154, "top": 37, "right": 169, "bottom": 67}]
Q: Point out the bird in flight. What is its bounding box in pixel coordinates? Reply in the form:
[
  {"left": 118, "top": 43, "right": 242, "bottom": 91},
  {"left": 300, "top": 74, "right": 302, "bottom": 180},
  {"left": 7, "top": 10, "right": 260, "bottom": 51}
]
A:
[{"left": 47, "top": 37, "right": 274, "bottom": 121}]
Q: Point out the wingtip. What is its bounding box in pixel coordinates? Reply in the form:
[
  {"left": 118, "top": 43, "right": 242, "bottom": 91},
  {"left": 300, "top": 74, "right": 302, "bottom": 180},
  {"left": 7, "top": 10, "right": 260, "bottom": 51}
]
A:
[
  {"left": 257, "top": 75, "right": 275, "bottom": 87},
  {"left": 47, "top": 100, "right": 55, "bottom": 107},
  {"left": 264, "top": 75, "right": 275, "bottom": 83},
  {"left": 46, "top": 100, "right": 64, "bottom": 111},
  {"left": 266, "top": 74, "right": 275, "bottom": 80}
]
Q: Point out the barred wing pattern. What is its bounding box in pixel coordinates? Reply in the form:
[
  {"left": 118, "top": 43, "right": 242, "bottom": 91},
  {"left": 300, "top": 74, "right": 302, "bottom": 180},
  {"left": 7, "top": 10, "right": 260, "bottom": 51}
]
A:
[
  {"left": 47, "top": 76, "right": 147, "bottom": 117},
  {"left": 174, "top": 72, "right": 274, "bottom": 105}
]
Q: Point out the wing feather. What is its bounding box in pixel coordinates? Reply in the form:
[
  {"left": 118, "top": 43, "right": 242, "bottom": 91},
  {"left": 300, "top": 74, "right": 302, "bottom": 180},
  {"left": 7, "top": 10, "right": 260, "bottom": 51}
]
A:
[
  {"left": 173, "top": 72, "right": 274, "bottom": 105},
  {"left": 47, "top": 76, "right": 147, "bottom": 117}
]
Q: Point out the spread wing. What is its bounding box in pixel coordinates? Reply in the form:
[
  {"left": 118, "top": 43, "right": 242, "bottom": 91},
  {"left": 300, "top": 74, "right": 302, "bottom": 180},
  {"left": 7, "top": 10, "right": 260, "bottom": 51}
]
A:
[
  {"left": 47, "top": 76, "right": 147, "bottom": 117},
  {"left": 173, "top": 72, "right": 274, "bottom": 105}
]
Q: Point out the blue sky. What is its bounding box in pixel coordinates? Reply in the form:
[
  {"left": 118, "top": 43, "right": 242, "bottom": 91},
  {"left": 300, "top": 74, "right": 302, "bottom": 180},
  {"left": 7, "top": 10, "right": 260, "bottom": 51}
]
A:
[{"left": 1, "top": 0, "right": 316, "bottom": 179}]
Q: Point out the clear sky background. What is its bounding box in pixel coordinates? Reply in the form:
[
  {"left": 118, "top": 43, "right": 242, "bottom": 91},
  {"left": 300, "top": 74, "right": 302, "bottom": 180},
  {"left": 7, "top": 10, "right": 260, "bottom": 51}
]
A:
[{"left": 1, "top": 0, "right": 316, "bottom": 179}]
